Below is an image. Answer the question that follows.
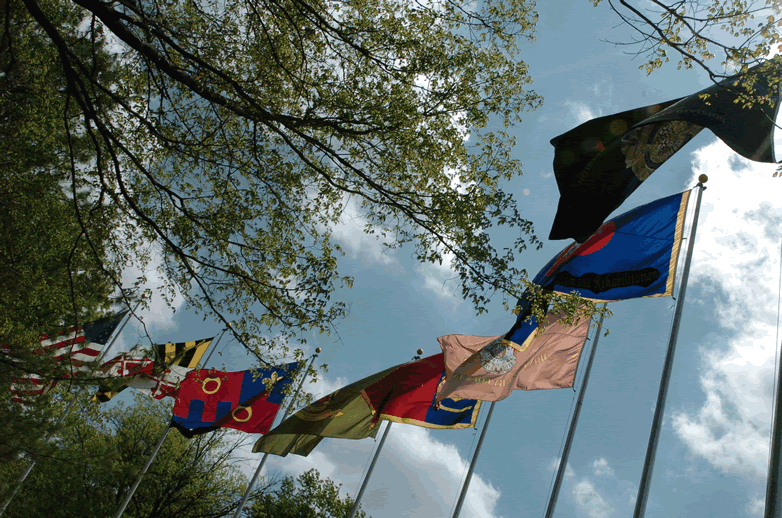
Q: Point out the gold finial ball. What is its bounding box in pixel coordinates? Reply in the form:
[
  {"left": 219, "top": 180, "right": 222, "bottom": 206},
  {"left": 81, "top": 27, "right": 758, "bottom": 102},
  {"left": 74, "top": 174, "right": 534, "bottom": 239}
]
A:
[
  {"left": 698, "top": 174, "right": 708, "bottom": 183},
  {"left": 315, "top": 347, "right": 322, "bottom": 354},
  {"left": 416, "top": 348, "right": 424, "bottom": 355}
]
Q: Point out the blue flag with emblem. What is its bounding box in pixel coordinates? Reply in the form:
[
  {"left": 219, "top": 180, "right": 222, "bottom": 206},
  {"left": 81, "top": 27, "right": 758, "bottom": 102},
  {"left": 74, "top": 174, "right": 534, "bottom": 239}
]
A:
[{"left": 506, "top": 190, "right": 689, "bottom": 342}]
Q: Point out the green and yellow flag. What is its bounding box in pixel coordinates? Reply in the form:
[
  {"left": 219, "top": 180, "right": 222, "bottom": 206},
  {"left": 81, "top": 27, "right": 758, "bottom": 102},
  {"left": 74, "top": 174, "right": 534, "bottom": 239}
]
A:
[{"left": 253, "top": 365, "right": 397, "bottom": 457}]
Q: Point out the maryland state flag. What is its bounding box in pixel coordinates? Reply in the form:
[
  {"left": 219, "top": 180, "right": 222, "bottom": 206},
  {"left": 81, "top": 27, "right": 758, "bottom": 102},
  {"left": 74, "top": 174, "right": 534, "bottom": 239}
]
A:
[
  {"left": 171, "top": 363, "right": 299, "bottom": 438},
  {"left": 436, "top": 308, "right": 592, "bottom": 403},
  {"left": 534, "top": 190, "right": 689, "bottom": 302},
  {"left": 549, "top": 61, "right": 779, "bottom": 241},
  {"left": 94, "top": 337, "right": 213, "bottom": 402},
  {"left": 253, "top": 354, "right": 481, "bottom": 457},
  {"left": 10, "top": 311, "right": 127, "bottom": 403}
]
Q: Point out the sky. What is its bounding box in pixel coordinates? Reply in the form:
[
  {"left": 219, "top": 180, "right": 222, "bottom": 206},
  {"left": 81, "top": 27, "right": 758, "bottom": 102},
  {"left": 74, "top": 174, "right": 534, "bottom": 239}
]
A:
[{"left": 99, "top": 1, "right": 782, "bottom": 517}]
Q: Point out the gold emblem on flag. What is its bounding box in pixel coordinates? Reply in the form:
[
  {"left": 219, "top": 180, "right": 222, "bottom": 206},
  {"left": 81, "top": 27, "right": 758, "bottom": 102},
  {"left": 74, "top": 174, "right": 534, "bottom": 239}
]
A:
[
  {"left": 298, "top": 390, "right": 345, "bottom": 421},
  {"left": 232, "top": 406, "right": 252, "bottom": 422},
  {"left": 202, "top": 377, "right": 221, "bottom": 394}
]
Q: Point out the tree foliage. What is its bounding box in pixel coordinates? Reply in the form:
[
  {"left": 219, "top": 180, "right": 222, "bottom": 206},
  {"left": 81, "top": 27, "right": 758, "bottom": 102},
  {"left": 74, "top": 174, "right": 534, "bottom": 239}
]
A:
[
  {"left": 0, "top": 393, "right": 248, "bottom": 518},
  {"left": 0, "top": 0, "right": 121, "bottom": 462},
  {"left": 4, "top": 0, "right": 584, "bottom": 366},
  {"left": 596, "top": 0, "right": 782, "bottom": 80},
  {"left": 595, "top": 0, "right": 782, "bottom": 177},
  {"left": 248, "top": 468, "right": 368, "bottom": 518}
]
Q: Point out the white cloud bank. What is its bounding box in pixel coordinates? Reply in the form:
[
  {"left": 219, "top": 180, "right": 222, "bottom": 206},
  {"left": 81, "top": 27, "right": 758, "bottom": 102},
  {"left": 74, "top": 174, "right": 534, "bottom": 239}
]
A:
[
  {"left": 672, "top": 139, "right": 781, "bottom": 489},
  {"left": 546, "top": 456, "right": 635, "bottom": 517},
  {"left": 227, "top": 371, "right": 501, "bottom": 517}
]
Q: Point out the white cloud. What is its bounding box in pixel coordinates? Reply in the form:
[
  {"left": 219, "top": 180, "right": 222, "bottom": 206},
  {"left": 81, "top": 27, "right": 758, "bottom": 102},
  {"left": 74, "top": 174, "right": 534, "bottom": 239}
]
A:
[
  {"left": 565, "top": 101, "right": 600, "bottom": 125},
  {"left": 592, "top": 458, "right": 614, "bottom": 477},
  {"left": 251, "top": 422, "right": 503, "bottom": 518},
  {"left": 330, "top": 196, "right": 402, "bottom": 270},
  {"left": 573, "top": 479, "right": 614, "bottom": 518},
  {"left": 671, "top": 139, "right": 781, "bottom": 480},
  {"left": 748, "top": 496, "right": 765, "bottom": 516},
  {"left": 548, "top": 456, "right": 576, "bottom": 479},
  {"left": 226, "top": 366, "right": 503, "bottom": 518},
  {"left": 417, "top": 250, "right": 462, "bottom": 302}
]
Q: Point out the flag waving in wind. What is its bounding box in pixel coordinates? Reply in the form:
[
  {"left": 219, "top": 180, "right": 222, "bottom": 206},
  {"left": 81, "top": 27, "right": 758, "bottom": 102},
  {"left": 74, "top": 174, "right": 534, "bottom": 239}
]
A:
[
  {"left": 94, "top": 337, "right": 213, "bottom": 402},
  {"left": 435, "top": 308, "right": 592, "bottom": 403},
  {"left": 253, "top": 354, "right": 480, "bottom": 457},
  {"left": 534, "top": 190, "right": 690, "bottom": 302},
  {"left": 9, "top": 312, "right": 126, "bottom": 403},
  {"left": 549, "top": 61, "right": 779, "bottom": 241},
  {"left": 171, "top": 363, "right": 299, "bottom": 437}
]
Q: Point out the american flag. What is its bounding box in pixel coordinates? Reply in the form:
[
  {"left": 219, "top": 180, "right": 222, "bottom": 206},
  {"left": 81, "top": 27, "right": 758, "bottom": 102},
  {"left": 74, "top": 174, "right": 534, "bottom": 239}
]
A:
[{"left": 10, "top": 312, "right": 126, "bottom": 403}]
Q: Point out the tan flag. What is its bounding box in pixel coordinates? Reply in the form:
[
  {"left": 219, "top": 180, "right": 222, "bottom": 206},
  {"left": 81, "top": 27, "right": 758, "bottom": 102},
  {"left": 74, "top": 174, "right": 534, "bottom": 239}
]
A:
[{"left": 435, "top": 309, "right": 593, "bottom": 403}]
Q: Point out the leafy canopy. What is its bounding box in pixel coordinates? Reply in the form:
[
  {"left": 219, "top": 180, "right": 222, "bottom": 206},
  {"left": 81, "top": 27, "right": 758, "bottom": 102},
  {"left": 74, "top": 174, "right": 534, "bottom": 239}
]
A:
[
  {"left": 0, "top": 393, "right": 248, "bottom": 518},
  {"left": 9, "top": 0, "right": 584, "bottom": 366},
  {"left": 248, "top": 468, "right": 369, "bottom": 518}
]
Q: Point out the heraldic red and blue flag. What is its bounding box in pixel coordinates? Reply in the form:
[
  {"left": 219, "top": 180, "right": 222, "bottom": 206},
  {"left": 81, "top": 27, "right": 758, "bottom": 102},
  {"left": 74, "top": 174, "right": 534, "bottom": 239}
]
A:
[
  {"left": 171, "top": 362, "right": 299, "bottom": 438},
  {"left": 532, "top": 190, "right": 690, "bottom": 302}
]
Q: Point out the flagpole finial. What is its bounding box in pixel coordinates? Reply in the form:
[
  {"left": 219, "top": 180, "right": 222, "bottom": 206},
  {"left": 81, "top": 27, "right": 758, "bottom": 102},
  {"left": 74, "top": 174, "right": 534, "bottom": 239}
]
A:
[
  {"left": 698, "top": 174, "right": 708, "bottom": 183},
  {"left": 315, "top": 347, "right": 322, "bottom": 354}
]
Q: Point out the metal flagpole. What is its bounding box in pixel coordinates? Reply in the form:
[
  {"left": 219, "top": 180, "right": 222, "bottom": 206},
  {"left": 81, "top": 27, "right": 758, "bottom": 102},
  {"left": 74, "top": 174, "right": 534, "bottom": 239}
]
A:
[
  {"left": 344, "top": 348, "right": 425, "bottom": 518},
  {"left": 545, "top": 304, "right": 608, "bottom": 518},
  {"left": 0, "top": 302, "right": 138, "bottom": 517},
  {"left": 633, "top": 177, "right": 707, "bottom": 518},
  {"left": 232, "top": 348, "right": 321, "bottom": 518},
  {"left": 452, "top": 400, "right": 496, "bottom": 518},
  {"left": 347, "top": 421, "right": 393, "bottom": 518},
  {"left": 764, "top": 238, "right": 782, "bottom": 517},
  {"left": 112, "top": 325, "right": 228, "bottom": 518}
]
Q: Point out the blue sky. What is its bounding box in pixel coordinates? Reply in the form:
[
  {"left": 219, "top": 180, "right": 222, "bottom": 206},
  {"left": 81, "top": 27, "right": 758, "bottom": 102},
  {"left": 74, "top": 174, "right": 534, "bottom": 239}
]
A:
[{"left": 102, "top": 1, "right": 782, "bottom": 517}]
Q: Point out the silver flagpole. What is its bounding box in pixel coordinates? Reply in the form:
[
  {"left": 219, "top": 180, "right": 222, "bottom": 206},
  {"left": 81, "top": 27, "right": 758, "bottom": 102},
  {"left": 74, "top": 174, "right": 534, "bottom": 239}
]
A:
[
  {"left": 545, "top": 304, "right": 608, "bottom": 518},
  {"left": 232, "top": 348, "right": 321, "bottom": 518},
  {"left": 633, "top": 177, "right": 707, "bottom": 518},
  {"left": 452, "top": 399, "right": 496, "bottom": 518},
  {"left": 0, "top": 301, "right": 138, "bottom": 517},
  {"left": 764, "top": 238, "right": 782, "bottom": 517},
  {"left": 346, "top": 421, "right": 393, "bottom": 518},
  {"left": 343, "top": 348, "right": 426, "bottom": 518},
  {"left": 113, "top": 326, "right": 228, "bottom": 518}
]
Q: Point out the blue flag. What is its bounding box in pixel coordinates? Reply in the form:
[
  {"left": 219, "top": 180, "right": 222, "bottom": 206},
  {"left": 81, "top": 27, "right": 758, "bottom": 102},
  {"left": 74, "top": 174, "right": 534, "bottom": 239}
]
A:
[
  {"left": 536, "top": 190, "right": 690, "bottom": 301},
  {"left": 507, "top": 190, "right": 690, "bottom": 342}
]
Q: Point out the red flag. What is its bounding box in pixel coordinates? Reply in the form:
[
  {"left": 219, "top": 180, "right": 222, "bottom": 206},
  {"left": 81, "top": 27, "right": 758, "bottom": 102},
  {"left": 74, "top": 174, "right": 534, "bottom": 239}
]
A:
[{"left": 172, "top": 365, "right": 296, "bottom": 437}]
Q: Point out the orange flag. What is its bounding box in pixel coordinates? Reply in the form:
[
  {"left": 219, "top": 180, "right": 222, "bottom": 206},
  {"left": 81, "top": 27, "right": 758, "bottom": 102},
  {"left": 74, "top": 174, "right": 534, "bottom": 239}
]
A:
[{"left": 435, "top": 309, "right": 592, "bottom": 403}]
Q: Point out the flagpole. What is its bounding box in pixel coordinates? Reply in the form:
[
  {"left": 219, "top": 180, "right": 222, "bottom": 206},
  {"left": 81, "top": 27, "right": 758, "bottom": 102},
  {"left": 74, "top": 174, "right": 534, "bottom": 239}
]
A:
[
  {"left": 764, "top": 237, "right": 782, "bottom": 517},
  {"left": 545, "top": 304, "right": 608, "bottom": 518},
  {"left": 232, "top": 348, "right": 321, "bottom": 518},
  {"left": 452, "top": 399, "right": 496, "bottom": 518},
  {"left": 342, "top": 348, "right": 425, "bottom": 518},
  {"left": 346, "top": 420, "right": 393, "bottom": 518},
  {"left": 633, "top": 177, "right": 706, "bottom": 518},
  {"left": 113, "top": 325, "right": 228, "bottom": 518},
  {"left": 0, "top": 302, "right": 137, "bottom": 517}
]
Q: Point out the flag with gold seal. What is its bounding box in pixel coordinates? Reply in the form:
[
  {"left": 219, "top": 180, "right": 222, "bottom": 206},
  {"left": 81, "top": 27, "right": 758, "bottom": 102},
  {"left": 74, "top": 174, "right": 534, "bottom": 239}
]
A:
[{"left": 171, "top": 363, "right": 299, "bottom": 437}]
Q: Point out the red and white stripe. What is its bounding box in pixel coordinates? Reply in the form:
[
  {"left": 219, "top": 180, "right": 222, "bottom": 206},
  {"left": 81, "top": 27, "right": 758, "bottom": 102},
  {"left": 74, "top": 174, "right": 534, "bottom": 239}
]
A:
[
  {"left": 10, "top": 328, "right": 107, "bottom": 403},
  {"left": 98, "top": 347, "right": 190, "bottom": 399}
]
